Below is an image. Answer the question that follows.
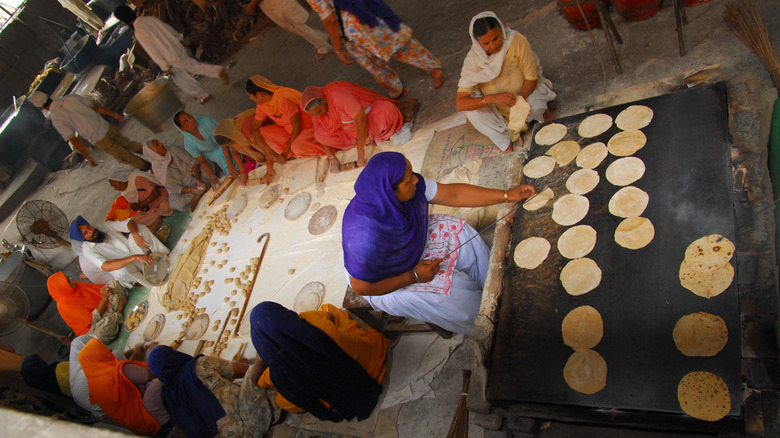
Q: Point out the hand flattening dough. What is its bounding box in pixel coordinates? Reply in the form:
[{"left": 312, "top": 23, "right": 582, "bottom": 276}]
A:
[
  {"left": 523, "top": 156, "right": 557, "bottom": 179},
  {"left": 608, "top": 186, "right": 649, "bottom": 218},
  {"left": 552, "top": 194, "right": 589, "bottom": 226},
  {"left": 576, "top": 142, "right": 608, "bottom": 169},
  {"left": 607, "top": 130, "right": 646, "bottom": 156},
  {"left": 513, "top": 237, "right": 551, "bottom": 269},
  {"left": 558, "top": 225, "right": 597, "bottom": 259},
  {"left": 615, "top": 105, "right": 653, "bottom": 130},
  {"left": 560, "top": 258, "right": 602, "bottom": 295},
  {"left": 606, "top": 157, "right": 645, "bottom": 186},
  {"left": 566, "top": 169, "right": 600, "bottom": 195},
  {"left": 578, "top": 113, "right": 613, "bottom": 138},
  {"left": 523, "top": 187, "right": 554, "bottom": 211},
  {"left": 534, "top": 123, "right": 567, "bottom": 145}
]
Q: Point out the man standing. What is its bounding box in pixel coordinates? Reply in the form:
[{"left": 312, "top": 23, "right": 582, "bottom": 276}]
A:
[
  {"left": 69, "top": 216, "right": 169, "bottom": 289},
  {"left": 30, "top": 92, "right": 149, "bottom": 170},
  {"left": 113, "top": 5, "right": 229, "bottom": 104},
  {"left": 243, "top": 0, "right": 332, "bottom": 61}
]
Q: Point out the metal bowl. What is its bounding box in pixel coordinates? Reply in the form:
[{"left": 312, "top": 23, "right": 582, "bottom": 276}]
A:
[{"left": 143, "top": 252, "right": 171, "bottom": 286}]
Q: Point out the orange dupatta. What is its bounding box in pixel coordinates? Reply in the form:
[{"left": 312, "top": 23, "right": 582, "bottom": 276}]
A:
[
  {"left": 314, "top": 81, "right": 391, "bottom": 134},
  {"left": 79, "top": 339, "right": 161, "bottom": 436},
  {"left": 104, "top": 196, "right": 136, "bottom": 222},
  {"left": 47, "top": 272, "right": 103, "bottom": 336}
]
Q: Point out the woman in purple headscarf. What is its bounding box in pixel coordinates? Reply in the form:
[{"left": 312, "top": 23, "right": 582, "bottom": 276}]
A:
[{"left": 342, "top": 152, "right": 536, "bottom": 334}]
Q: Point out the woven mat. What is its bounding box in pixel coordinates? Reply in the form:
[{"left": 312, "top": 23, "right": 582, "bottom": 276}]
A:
[{"left": 420, "top": 122, "right": 501, "bottom": 179}]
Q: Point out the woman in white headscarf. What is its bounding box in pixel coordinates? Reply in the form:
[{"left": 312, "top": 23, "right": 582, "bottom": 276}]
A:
[
  {"left": 455, "top": 11, "right": 556, "bottom": 152},
  {"left": 107, "top": 170, "right": 173, "bottom": 232},
  {"left": 142, "top": 140, "right": 207, "bottom": 212}
]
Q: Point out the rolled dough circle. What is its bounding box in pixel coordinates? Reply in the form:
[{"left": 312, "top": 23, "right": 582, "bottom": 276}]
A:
[
  {"left": 683, "top": 235, "right": 735, "bottom": 273},
  {"left": 673, "top": 312, "right": 728, "bottom": 357},
  {"left": 513, "top": 237, "right": 551, "bottom": 269},
  {"left": 679, "top": 260, "right": 734, "bottom": 299},
  {"left": 677, "top": 371, "right": 730, "bottom": 422},
  {"left": 523, "top": 156, "right": 557, "bottom": 179},
  {"left": 308, "top": 205, "right": 338, "bottom": 235},
  {"left": 566, "top": 169, "right": 600, "bottom": 195},
  {"left": 546, "top": 140, "right": 581, "bottom": 166},
  {"left": 294, "top": 281, "right": 325, "bottom": 313},
  {"left": 563, "top": 349, "right": 607, "bottom": 394},
  {"left": 523, "top": 187, "right": 554, "bottom": 211},
  {"left": 552, "top": 194, "right": 590, "bottom": 226},
  {"left": 558, "top": 225, "right": 597, "bottom": 259},
  {"left": 576, "top": 142, "right": 608, "bottom": 169},
  {"left": 614, "top": 217, "right": 655, "bottom": 249},
  {"left": 285, "top": 192, "right": 312, "bottom": 221},
  {"left": 615, "top": 105, "right": 654, "bottom": 130},
  {"left": 561, "top": 305, "right": 603, "bottom": 349},
  {"left": 608, "top": 186, "right": 649, "bottom": 218},
  {"left": 535, "top": 123, "right": 567, "bottom": 145},
  {"left": 560, "top": 257, "right": 602, "bottom": 296},
  {"left": 578, "top": 113, "right": 613, "bottom": 138},
  {"left": 606, "top": 157, "right": 646, "bottom": 186},
  {"left": 607, "top": 130, "right": 647, "bottom": 156}
]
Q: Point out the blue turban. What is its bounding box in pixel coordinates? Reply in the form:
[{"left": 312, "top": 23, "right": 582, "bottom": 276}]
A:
[{"left": 69, "top": 216, "right": 90, "bottom": 242}]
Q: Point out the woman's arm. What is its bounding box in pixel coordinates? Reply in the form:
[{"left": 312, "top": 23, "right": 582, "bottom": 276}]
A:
[
  {"left": 283, "top": 112, "right": 304, "bottom": 158},
  {"left": 349, "top": 258, "right": 442, "bottom": 296},
  {"left": 321, "top": 13, "right": 353, "bottom": 65},
  {"left": 354, "top": 108, "right": 369, "bottom": 167},
  {"left": 195, "top": 156, "right": 220, "bottom": 186},
  {"left": 456, "top": 91, "right": 518, "bottom": 111},
  {"left": 430, "top": 183, "right": 536, "bottom": 207}
]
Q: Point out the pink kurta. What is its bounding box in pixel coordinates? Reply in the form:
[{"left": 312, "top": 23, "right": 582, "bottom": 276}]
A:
[{"left": 253, "top": 87, "right": 325, "bottom": 158}]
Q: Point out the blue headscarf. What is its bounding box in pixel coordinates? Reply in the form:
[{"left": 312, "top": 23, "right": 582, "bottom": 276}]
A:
[
  {"left": 250, "top": 302, "right": 381, "bottom": 422},
  {"left": 21, "top": 355, "right": 65, "bottom": 397},
  {"left": 342, "top": 152, "right": 428, "bottom": 282},
  {"left": 334, "top": 0, "right": 403, "bottom": 32},
  {"left": 147, "top": 346, "right": 226, "bottom": 438},
  {"left": 69, "top": 216, "right": 90, "bottom": 242}
]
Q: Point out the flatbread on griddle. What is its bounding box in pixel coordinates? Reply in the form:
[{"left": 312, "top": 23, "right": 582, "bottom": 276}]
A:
[
  {"left": 552, "top": 194, "right": 589, "bottom": 226},
  {"left": 535, "top": 123, "right": 567, "bottom": 145},
  {"left": 558, "top": 225, "right": 597, "bottom": 259},
  {"left": 607, "top": 130, "right": 647, "bottom": 156},
  {"left": 679, "top": 259, "right": 734, "bottom": 298},
  {"left": 578, "top": 113, "right": 613, "bottom": 138},
  {"left": 546, "top": 140, "right": 581, "bottom": 166},
  {"left": 615, "top": 105, "right": 653, "bottom": 130},
  {"left": 683, "top": 235, "right": 735, "bottom": 273},
  {"left": 608, "top": 186, "right": 649, "bottom": 218},
  {"left": 677, "top": 371, "right": 731, "bottom": 422},
  {"left": 562, "top": 305, "right": 603, "bottom": 349},
  {"left": 614, "top": 217, "right": 655, "bottom": 249},
  {"left": 523, "top": 156, "right": 557, "bottom": 179},
  {"left": 523, "top": 187, "right": 554, "bottom": 211},
  {"left": 606, "top": 157, "right": 646, "bottom": 186},
  {"left": 576, "top": 142, "right": 608, "bottom": 169},
  {"left": 560, "top": 258, "right": 602, "bottom": 296},
  {"left": 673, "top": 312, "right": 728, "bottom": 357},
  {"left": 513, "top": 237, "right": 551, "bottom": 269},
  {"left": 563, "top": 349, "right": 607, "bottom": 394},
  {"left": 566, "top": 169, "right": 600, "bottom": 195}
]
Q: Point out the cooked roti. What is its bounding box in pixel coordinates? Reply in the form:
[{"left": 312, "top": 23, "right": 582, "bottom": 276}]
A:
[
  {"left": 679, "top": 260, "right": 734, "bottom": 299},
  {"left": 615, "top": 105, "right": 654, "bottom": 130},
  {"left": 576, "top": 142, "right": 608, "bottom": 169},
  {"left": 606, "top": 157, "right": 646, "bottom": 186},
  {"left": 677, "top": 371, "right": 731, "bottom": 422},
  {"left": 552, "top": 194, "right": 590, "bottom": 226},
  {"left": 546, "top": 140, "right": 581, "bottom": 166},
  {"left": 563, "top": 349, "right": 607, "bottom": 394},
  {"left": 673, "top": 312, "right": 728, "bottom": 357},
  {"left": 560, "top": 257, "right": 602, "bottom": 296},
  {"left": 578, "top": 113, "right": 613, "bottom": 138},
  {"left": 523, "top": 187, "right": 554, "bottom": 211},
  {"left": 523, "top": 156, "right": 557, "bottom": 179},
  {"left": 683, "top": 235, "right": 735, "bottom": 273},
  {"left": 558, "top": 225, "right": 597, "bottom": 259},
  {"left": 614, "top": 217, "right": 655, "bottom": 249},
  {"left": 513, "top": 237, "right": 551, "bottom": 269},
  {"left": 607, "top": 130, "right": 647, "bottom": 156},
  {"left": 608, "top": 186, "right": 649, "bottom": 218},
  {"left": 535, "top": 123, "right": 567, "bottom": 145},
  {"left": 561, "top": 305, "right": 603, "bottom": 349},
  {"left": 566, "top": 169, "right": 600, "bottom": 195}
]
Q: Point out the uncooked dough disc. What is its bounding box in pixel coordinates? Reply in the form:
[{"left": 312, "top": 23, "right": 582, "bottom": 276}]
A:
[
  {"left": 523, "top": 156, "right": 557, "bottom": 179},
  {"left": 677, "top": 371, "right": 731, "bottom": 422},
  {"left": 558, "top": 225, "right": 597, "bottom": 259},
  {"left": 576, "top": 142, "right": 608, "bottom": 169},
  {"left": 561, "top": 305, "right": 603, "bottom": 349},
  {"left": 614, "top": 217, "right": 655, "bottom": 249},
  {"left": 563, "top": 349, "right": 607, "bottom": 394},
  {"left": 679, "top": 260, "right": 734, "bottom": 299},
  {"left": 285, "top": 192, "right": 312, "bottom": 221},
  {"left": 683, "top": 235, "right": 735, "bottom": 273},
  {"left": 560, "top": 258, "right": 602, "bottom": 296},
  {"left": 566, "top": 169, "right": 600, "bottom": 195},
  {"left": 259, "top": 184, "right": 281, "bottom": 209},
  {"left": 185, "top": 314, "right": 210, "bottom": 340},
  {"left": 606, "top": 157, "right": 646, "bottom": 186},
  {"left": 293, "top": 281, "right": 325, "bottom": 313},
  {"left": 608, "top": 186, "right": 649, "bottom": 218},
  {"left": 308, "top": 205, "right": 338, "bottom": 235},
  {"left": 607, "top": 130, "right": 647, "bottom": 156},
  {"left": 578, "top": 113, "right": 613, "bottom": 138},
  {"left": 535, "top": 123, "right": 567, "bottom": 145},
  {"left": 552, "top": 194, "right": 589, "bottom": 226},
  {"left": 523, "top": 187, "right": 554, "bottom": 211},
  {"left": 673, "top": 312, "right": 728, "bottom": 357},
  {"left": 144, "top": 314, "right": 165, "bottom": 340},
  {"left": 546, "top": 140, "right": 581, "bottom": 166},
  {"left": 615, "top": 105, "right": 654, "bottom": 130},
  {"left": 513, "top": 237, "right": 551, "bottom": 269},
  {"left": 226, "top": 195, "right": 248, "bottom": 219}
]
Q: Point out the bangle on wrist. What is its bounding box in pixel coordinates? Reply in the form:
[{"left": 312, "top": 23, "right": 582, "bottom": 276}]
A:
[
  {"left": 504, "top": 190, "right": 509, "bottom": 202},
  {"left": 411, "top": 268, "right": 420, "bottom": 283},
  {"left": 481, "top": 96, "right": 487, "bottom": 106}
]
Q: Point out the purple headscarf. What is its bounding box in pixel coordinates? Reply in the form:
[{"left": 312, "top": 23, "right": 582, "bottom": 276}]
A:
[
  {"left": 342, "top": 152, "right": 428, "bottom": 282},
  {"left": 333, "top": 0, "right": 402, "bottom": 32},
  {"left": 147, "top": 346, "right": 226, "bottom": 438},
  {"left": 69, "top": 216, "right": 90, "bottom": 242},
  {"left": 250, "top": 302, "right": 381, "bottom": 422}
]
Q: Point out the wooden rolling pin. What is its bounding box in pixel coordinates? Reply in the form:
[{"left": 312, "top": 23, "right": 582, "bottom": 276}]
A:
[{"left": 208, "top": 177, "right": 235, "bottom": 206}]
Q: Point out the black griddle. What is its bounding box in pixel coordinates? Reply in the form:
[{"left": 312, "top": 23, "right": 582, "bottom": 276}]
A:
[{"left": 488, "top": 83, "right": 741, "bottom": 419}]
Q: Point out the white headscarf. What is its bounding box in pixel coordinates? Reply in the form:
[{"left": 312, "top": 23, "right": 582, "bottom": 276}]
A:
[
  {"left": 458, "top": 11, "right": 518, "bottom": 88},
  {"left": 108, "top": 169, "right": 161, "bottom": 203},
  {"left": 142, "top": 141, "right": 173, "bottom": 188}
]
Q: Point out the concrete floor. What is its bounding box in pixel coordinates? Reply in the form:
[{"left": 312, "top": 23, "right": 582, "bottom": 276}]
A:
[{"left": 1, "top": 0, "right": 779, "bottom": 436}]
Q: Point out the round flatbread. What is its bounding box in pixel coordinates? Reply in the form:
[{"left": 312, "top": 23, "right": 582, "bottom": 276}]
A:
[
  {"left": 560, "top": 258, "right": 602, "bottom": 296},
  {"left": 576, "top": 142, "right": 608, "bottom": 169},
  {"left": 607, "top": 130, "right": 647, "bottom": 156},
  {"left": 563, "top": 349, "right": 607, "bottom": 394},
  {"left": 546, "top": 140, "right": 581, "bottom": 166},
  {"left": 679, "top": 260, "right": 734, "bottom": 299},
  {"left": 558, "top": 225, "right": 597, "bottom": 259},
  {"left": 606, "top": 157, "right": 646, "bottom": 186},
  {"left": 673, "top": 312, "right": 728, "bottom": 357},
  {"left": 523, "top": 187, "right": 554, "bottom": 211},
  {"left": 523, "top": 156, "right": 557, "bottom": 179},
  {"left": 535, "top": 123, "right": 567, "bottom": 145},
  {"left": 614, "top": 217, "right": 655, "bottom": 249},
  {"left": 513, "top": 237, "right": 551, "bottom": 269},
  {"left": 615, "top": 105, "right": 654, "bottom": 130},
  {"left": 552, "top": 194, "right": 589, "bottom": 226},
  {"left": 608, "top": 186, "right": 649, "bottom": 218},
  {"left": 578, "top": 113, "right": 613, "bottom": 138},
  {"left": 683, "top": 235, "right": 735, "bottom": 273},
  {"left": 562, "top": 305, "right": 603, "bottom": 349},
  {"left": 566, "top": 169, "right": 600, "bottom": 195},
  {"left": 678, "top": 371, "right": 731, "bottom": 422}
]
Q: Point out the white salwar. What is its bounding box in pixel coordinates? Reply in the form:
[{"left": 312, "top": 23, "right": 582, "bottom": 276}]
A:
[
  {"left": 260, "top": 0, "right": 331, "bottom": 55},
  {"left": 80, "top": 219, "right": 169, "bottom": 288},
  {"left": 133, "top": 16, "right": 224, "bottom": 99}
]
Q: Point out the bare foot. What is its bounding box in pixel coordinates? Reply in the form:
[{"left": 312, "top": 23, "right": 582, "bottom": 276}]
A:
[
  {"left": 502, "top": 143, "right": 514, "bottom": 154},
  {"left": 313, "top": 50, "right": 327, "bottom": 62},
  {"left": 220, "top": 70, "right": 229, "bottom": 85},
  {"left": 391, "top": 88, "right": 409, "bottom": 99},
  {"left": 543, "top": 109, "right": 554, "bottom": 121},
  {"left": 430, "top": 68, "right": 444, "bottom": 88},
  {"left": 329, "top": 156, "right": 341, "bottom": 174},
  {"left": 200, "top": 95, "right": 213, "bottom": 104}
]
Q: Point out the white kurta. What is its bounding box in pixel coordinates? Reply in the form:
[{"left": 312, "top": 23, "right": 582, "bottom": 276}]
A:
[{"left": 50, "top": 95, "right": 109, "bottom": 144}]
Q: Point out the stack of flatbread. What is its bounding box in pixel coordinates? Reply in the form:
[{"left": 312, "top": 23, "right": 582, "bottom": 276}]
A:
[{"left": 678, "top": 234, "right": 735, "bottom": 298}]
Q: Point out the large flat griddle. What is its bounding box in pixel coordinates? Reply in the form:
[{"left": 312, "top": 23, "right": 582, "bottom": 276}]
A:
[{"left": 488, "top": 83, "right": 741, "bottom": 418}]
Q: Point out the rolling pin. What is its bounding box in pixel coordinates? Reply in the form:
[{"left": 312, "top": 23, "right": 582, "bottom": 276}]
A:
[{"left": 208, "top": 177, "right": 235, "bottom": 206}]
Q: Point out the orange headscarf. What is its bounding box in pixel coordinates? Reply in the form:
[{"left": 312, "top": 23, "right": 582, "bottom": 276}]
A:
[
  {"left": 250, "top": 75, "right": 304, "bottom": 120},
  {"left": 47, "top": 272, "right": 103, "bottom": 336},
  {"left": 104, "top": 196, "right": 136, "bottom": 222},
  {"left": 79, "top": 339, "right": 161, "bottom": 436}
]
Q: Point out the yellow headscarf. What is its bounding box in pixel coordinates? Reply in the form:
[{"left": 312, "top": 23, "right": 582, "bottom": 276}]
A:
[
  {"left": 249, "top": 75, "right": 303, "bottom": 119},
  {"left": 214, "top": 109, "right": 256, "bottom": 149}
]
